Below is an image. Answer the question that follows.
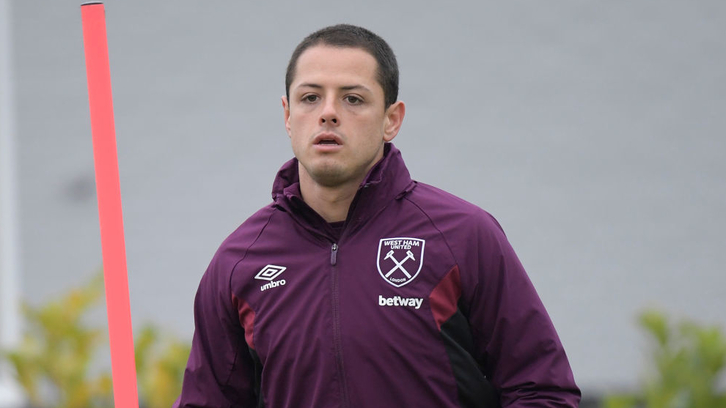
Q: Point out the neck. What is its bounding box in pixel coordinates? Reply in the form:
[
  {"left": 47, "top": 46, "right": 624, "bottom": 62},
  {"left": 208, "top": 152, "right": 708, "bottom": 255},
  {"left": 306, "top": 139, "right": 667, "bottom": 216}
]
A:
[{"left": 298, "top": 166, "right": 361, "bottom": 223}]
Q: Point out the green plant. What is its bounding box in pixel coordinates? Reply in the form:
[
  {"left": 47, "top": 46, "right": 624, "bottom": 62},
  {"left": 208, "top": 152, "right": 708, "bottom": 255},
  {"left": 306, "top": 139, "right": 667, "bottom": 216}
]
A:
[
  {"left": 1, "top": 272, "right": 190, "bottom": 408},
  {"left": 134, "top": 325, "right": 190, "bottom": 408},
  {"left": 604, "top": 310, "right": 726, "bottom": 408},
  {"left": 1, "top": 273, "right": 113, "bottom": 408}
]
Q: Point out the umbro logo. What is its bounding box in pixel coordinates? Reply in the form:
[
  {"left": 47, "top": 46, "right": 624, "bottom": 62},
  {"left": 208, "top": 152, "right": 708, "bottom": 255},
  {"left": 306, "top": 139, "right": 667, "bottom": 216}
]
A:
[
  {"left": 255, "top": 265, "right": 286, "bottom": 281},
  {"left": 255, "top": 265, "right": 287, "bottom": 292}
]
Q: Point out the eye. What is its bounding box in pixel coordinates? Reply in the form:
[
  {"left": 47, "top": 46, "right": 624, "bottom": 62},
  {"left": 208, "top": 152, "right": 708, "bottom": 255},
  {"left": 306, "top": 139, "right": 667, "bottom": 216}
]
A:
[
  {"left": 344, "top": 95, "right": 363, "bottom": 104},
  {"left": 302, "top": 94, "right": 319, "bottom": 103}
]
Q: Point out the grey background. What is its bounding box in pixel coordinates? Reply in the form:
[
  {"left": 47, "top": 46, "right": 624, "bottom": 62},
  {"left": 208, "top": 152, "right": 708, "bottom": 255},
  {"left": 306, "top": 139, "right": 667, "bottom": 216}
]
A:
[{"left": 6, "top": 0, "right": 726, "bottom": 396}]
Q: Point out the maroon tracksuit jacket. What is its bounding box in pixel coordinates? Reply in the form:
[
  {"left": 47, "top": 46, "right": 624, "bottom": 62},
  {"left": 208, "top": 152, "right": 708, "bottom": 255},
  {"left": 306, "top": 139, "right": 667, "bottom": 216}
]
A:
[{"left": 174, "top": 143, "right": 580, "bottom": 407}]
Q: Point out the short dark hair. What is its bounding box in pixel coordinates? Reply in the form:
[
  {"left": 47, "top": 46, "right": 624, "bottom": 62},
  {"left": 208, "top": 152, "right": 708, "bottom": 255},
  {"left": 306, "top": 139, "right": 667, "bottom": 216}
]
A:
[{"left": 285, "top": 24, "right": 399, "bottom": 108}]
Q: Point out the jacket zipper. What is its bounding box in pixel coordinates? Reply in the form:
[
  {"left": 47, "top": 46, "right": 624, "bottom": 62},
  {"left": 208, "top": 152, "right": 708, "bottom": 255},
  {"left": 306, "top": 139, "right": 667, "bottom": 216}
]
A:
[
  {"left": 330, "top": 243, "right": 338, "bottom": 265},
  {"left": 330, "top": 242, "right": 350, "bottom": 407}
]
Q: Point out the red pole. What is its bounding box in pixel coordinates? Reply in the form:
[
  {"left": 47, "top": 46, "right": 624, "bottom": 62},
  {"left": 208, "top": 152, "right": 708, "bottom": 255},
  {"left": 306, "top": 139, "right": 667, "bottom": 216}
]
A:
[{"left": 80, "top": 3, "right": 139, "bottom": 407}]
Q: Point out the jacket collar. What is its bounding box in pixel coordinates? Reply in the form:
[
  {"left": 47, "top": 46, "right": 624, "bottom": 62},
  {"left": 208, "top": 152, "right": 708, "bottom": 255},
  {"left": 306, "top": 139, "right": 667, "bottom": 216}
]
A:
[{"left": 271, "top": 143, "right": 415, "bottom": 238}]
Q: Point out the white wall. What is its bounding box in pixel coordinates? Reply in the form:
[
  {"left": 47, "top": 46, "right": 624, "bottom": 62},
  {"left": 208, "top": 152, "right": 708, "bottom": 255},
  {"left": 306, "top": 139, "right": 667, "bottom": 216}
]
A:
[{"left": 0, "top": 0, "right": 24, "bottom": 405}]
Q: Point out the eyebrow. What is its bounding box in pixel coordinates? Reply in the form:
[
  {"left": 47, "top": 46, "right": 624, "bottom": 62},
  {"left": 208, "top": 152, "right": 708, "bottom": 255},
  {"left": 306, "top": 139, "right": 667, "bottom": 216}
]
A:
[{"left": 296, "top": 83, "right": 372, "bottom": 93}]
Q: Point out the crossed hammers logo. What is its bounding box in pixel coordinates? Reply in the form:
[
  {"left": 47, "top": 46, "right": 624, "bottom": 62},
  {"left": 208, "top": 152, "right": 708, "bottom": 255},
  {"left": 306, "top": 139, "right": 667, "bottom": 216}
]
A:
[{"left": 384, "top": 249, "right": 415, "bottom": 279}]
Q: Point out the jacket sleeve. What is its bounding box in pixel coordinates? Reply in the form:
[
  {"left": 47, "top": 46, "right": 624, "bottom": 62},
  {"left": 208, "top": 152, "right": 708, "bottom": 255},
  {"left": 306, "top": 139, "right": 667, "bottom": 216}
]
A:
[
  {"left": 173, "top": 255, "right": 258, "bottom": 408},
  {"left": 460, "top": 213, "right": 581, "bottom": 407}
]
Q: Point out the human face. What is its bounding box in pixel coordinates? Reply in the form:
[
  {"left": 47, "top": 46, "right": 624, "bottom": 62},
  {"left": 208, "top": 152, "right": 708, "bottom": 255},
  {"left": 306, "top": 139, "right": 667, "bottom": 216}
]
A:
[{"left": 282, "top": 45, "right": 405, "bottom": 189}]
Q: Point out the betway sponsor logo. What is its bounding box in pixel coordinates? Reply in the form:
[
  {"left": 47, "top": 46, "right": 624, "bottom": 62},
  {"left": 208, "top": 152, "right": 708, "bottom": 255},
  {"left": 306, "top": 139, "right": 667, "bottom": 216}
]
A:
[{"left": 378, "top": 295, "right": 424, "bottom": 310}]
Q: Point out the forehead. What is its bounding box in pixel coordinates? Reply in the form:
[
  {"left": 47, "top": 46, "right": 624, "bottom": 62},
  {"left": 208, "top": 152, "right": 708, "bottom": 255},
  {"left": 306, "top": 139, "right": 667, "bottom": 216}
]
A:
[{"left": 292, "top": 45, "right": 380, "bottom": 90}]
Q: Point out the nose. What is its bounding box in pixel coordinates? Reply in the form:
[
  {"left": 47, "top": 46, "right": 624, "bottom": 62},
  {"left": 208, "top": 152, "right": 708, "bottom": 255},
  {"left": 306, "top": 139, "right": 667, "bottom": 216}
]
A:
[{"left": 319, "top": 98, "right": 339, "bottom": 126}]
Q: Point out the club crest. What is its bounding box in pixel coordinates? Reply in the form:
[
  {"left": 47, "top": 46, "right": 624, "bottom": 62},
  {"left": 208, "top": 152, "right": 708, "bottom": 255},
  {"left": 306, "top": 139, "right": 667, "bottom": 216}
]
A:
[{"left": 377, "top": 237, "right": 425, "bottom": 287}]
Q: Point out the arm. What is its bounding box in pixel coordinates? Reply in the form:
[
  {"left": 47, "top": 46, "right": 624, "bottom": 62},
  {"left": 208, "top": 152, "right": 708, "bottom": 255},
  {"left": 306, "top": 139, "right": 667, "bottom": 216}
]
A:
[
  {"left": 174, "top": 256, "right": 258, "bottom": 408},
  {"left": 461, "top": 214, "right": 580, "bottom": 407}
]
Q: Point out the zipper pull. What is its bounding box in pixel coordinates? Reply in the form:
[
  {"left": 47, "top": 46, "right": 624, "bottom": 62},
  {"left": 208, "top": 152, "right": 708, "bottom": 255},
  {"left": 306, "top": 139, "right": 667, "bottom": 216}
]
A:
[{"left": 330, "top": 243, "right": 338, "bottom": 266}]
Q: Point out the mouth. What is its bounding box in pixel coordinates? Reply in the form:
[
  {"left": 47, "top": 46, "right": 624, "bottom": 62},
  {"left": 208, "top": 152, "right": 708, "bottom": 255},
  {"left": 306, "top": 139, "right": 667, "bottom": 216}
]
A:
[{"left": 313, "top": 133, "right": 343, "bottom": 146}]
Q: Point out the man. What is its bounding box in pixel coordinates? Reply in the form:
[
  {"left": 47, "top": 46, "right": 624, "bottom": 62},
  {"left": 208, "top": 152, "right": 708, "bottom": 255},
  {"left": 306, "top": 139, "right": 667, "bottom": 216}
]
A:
[{"left": 175, "top": 24, "right": 580, "bottom": 407}]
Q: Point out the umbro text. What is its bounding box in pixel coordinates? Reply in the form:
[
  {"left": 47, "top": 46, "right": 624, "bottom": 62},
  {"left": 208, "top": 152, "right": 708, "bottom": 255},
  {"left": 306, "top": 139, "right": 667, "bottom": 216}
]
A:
[
  {"left": 261, "top": 279, "right": 286, "bottom": 292},
  {"left": 378, "top": 295, "right": 423, "bottom": 309}
]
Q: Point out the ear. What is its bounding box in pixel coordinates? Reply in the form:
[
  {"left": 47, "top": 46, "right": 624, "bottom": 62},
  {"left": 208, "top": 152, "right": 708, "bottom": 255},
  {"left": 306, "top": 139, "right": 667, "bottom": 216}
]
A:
[
  {"left": 383, "top": 100, "right": 406, "bottom": 142},
  {"left": 282, "top": 96, "right": 292, "bottom": 137}
]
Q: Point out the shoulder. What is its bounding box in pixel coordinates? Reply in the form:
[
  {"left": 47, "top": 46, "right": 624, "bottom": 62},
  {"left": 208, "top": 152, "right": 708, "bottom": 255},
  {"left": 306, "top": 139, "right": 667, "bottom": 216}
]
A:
[
  {"left": 403, "top": 181, "right": 514, "bottom": 273},
  {"left": 405, "top": 183, "right": 527, "bottom": 296},
  {"left": 190, "top": 206, "right": 278, "bottom": 325},
  {"left": 404, "top": 181, "right": 505, "bottom": 238},
  {"left": 205, "top": 204, "right": 278, "bottom": 283}
]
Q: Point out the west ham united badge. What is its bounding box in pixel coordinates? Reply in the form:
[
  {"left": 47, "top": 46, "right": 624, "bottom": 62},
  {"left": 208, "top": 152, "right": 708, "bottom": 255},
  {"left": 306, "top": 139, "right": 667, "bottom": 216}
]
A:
[{"left": 377, "top": 237, "right": 425, "bottom": 287}]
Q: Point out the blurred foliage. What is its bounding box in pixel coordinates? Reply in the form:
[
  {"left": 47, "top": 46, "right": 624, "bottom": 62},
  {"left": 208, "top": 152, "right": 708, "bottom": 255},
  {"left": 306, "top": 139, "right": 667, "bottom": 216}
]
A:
[
  {"left": 134, "top": 325, "right": 190, "bottom": 408},
  {"left": 0, "top": 272, "right": 190, "bottom": 408},
  {"left": 603, "top": 310, "right": 726, "bottom": 408}
]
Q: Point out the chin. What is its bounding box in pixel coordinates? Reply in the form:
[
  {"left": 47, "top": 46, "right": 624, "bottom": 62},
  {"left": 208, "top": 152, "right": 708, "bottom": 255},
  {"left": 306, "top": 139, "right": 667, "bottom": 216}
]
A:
[
  {"left": 309, "top": 167, "right": 349, "bottom": 188},
  {"left": 302, "top": 158, "right": 351, "bottom": 186}
]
